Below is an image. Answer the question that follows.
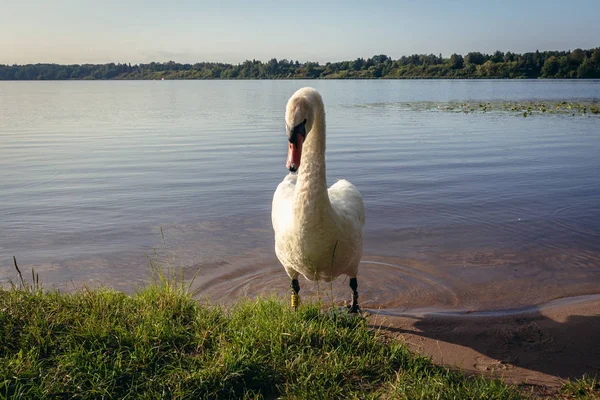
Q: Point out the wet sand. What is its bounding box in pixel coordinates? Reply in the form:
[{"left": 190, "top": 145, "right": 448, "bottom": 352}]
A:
[{"left": 370, "top": 296, "right": 600, "bottom": 388}]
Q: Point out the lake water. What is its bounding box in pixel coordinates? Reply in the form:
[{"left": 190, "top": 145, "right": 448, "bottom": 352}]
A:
[{"left": 1, "top": 80, "right": 599, "bottom": 313}]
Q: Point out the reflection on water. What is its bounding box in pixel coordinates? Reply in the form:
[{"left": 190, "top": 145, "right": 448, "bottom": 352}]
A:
[{"left": 1, "top": 80, "right": 600, "bottom": 312}]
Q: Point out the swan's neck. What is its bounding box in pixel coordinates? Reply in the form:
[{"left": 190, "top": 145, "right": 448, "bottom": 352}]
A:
[{"left": 294, "top": 109, "right": 331, "bottom": 219}]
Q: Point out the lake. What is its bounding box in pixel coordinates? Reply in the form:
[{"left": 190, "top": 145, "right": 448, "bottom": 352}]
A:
[{"left": 1, "top": 80, "right": 599, "bottom": 313}]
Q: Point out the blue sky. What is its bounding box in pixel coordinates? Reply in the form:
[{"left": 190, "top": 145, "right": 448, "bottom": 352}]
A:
[{"left": 1, "top": 0, "right": 599, "bottom": 64}]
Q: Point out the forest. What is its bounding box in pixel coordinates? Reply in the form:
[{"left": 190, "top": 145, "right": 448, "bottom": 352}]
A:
[{"left": 1, "top": 48, "right": 599, "bottom": 80}]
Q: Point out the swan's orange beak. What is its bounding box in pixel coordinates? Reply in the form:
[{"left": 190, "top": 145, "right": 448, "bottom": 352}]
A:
[{"left": 286, "top": 134, "right": 304, "bottom": 172}]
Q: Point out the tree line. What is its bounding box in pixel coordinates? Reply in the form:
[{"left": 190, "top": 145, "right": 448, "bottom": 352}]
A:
[{"left": 1, "top": 48, "right": 599, "bottom": 80}]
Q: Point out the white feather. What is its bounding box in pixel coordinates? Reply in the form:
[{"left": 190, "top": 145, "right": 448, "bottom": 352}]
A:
[{"left": 272, "top": 88, "right": 365, "bottom": 283}]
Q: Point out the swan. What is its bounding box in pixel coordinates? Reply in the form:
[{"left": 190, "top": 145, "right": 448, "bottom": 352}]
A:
[{"left": 272, "top": 87, "right": 365, "bottom": 312}]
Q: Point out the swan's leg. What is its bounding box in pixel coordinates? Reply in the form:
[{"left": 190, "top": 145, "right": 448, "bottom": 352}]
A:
[
  {"left": 291, "top": 279, "right": 300, "bottom": 310},
  {"left": 349, "top": 277, "right": 359, "bottom": 313}
]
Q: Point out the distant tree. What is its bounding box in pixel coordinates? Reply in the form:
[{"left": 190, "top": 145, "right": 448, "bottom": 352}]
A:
[
  {"left": 304, "top": 62, "right": 318, "bottom": 78},
  {"left": 557, "top": 56, "right": 575, "bottom": 78},
  {"left": 534, "top": 50, "right": 544, "bottom": 69},
  {"left": 265, "top": 58, "right": 278, "bottom": 77},
  {"left": 381, "top": 59, "right": 393, "bottom": 76},
  {"left": 490, "top": 50, "right": 505, "bottom": 63},
  {"left": 477, "top": 60, "right": 496, "bottom": 77},
  {"left": 465, "top": 52, "right": 485, "bottom": 65},
  {"left": 371, "top": 54, "right": 389, "bottom": 64},
  {"left": 449, "top": 53, "right": 464, "bottom": 69},
  {"left": 541, "top": 56, "right": 560, "bottom": 77},
  {"left": 367, "top": 64, "right": 382, "bottom": 78},
  {"left": 351, "top": 58, "right": 365, "bottom": 71},
  {"left": 518, "top": 53, "right": 539, "bottom": 78},
  {"left": 570, "top": 48, "right": 586, "bottom": 65},
  {"left": 408, "top": 54, "right": 421, "bottom": 65},
  {"left": 577, "top": 57, "right": 600, "bottom": 78}
]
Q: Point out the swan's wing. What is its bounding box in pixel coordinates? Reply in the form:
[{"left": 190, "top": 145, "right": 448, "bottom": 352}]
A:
[
  {"left": 328, "top": 179, "right": 365, "bottom": 227},
  {"left": 272, "top": 173, "right": 297, "bottom": 231}
]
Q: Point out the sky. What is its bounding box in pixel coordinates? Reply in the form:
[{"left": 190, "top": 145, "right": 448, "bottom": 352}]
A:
[{"left": 1, "top": 0, "right": 599, "bottom": 65}]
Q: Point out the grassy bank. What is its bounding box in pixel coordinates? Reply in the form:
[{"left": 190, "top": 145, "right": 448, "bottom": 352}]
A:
[{"left": 0, "top": 273, "right": 597, "bottom": 399}]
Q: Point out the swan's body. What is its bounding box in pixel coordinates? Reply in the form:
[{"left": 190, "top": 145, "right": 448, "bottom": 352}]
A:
[
  {"left": 272, "top": 87, "right": 365, "bottom": 310},
  {"left": 272, "top": 174, "right": 364, "bottom": 281}
]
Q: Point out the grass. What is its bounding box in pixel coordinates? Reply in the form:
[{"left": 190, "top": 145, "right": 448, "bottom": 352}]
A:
[
  {"left": 560, "top": 376, "right": 600, "bottom": 400},
  {"left": 0, "top": 263, "right": 598, "bottom": 399}
]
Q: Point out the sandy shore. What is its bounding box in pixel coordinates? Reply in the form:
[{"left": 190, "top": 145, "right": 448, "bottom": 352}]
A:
[
  {"left": 188, "top": 252, "right": 600, "bottom": 390},
  {"left": 368, "top": 296, "right": 600, "bottom": 388}
]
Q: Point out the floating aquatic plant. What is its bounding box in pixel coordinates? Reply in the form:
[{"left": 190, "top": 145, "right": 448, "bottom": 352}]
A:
[{"left": 351, "top": 100, "right": 600, "bottom": 118}]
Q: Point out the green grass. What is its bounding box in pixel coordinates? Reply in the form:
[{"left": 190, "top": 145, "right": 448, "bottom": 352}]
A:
[
  {"left": 560, "top": 376, "right": 600, "bottom": 400},
  {"left": 0, "top": 266, "right": 597, "bottom": 399}
]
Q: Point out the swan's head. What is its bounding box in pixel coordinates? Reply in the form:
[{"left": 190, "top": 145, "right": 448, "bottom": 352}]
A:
[{"left": 284, "top": 87, "right": 322, "bottom": 172}]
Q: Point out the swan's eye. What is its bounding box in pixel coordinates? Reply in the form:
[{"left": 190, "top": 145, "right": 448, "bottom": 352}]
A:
[
  {"left": 289, "top": 119, "right": 307, "bottom": 145},
  {"left": 293, "top": 120, "right": 306, "bottom": 136}
]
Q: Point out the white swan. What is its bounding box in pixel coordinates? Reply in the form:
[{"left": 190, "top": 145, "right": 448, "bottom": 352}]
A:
[{"left": 272, "top": 87, "right": 365, "bottom": 312}]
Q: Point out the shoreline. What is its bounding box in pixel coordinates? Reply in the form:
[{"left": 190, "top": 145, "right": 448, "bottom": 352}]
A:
[
  {"left": 1, "top": 277, "right": 598, "bottom": 396},
  {"left": 2, "top": 48, "right": 600, "bottom": 80},
  {"left": 366, "top": 293, "right": 600, "bottom": 318},
  {"left": 2, "top": 249, "right": 599, "bottom": 395},
  {"left": 371, "top": 294, "right": 600, "bottom": 387}
]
